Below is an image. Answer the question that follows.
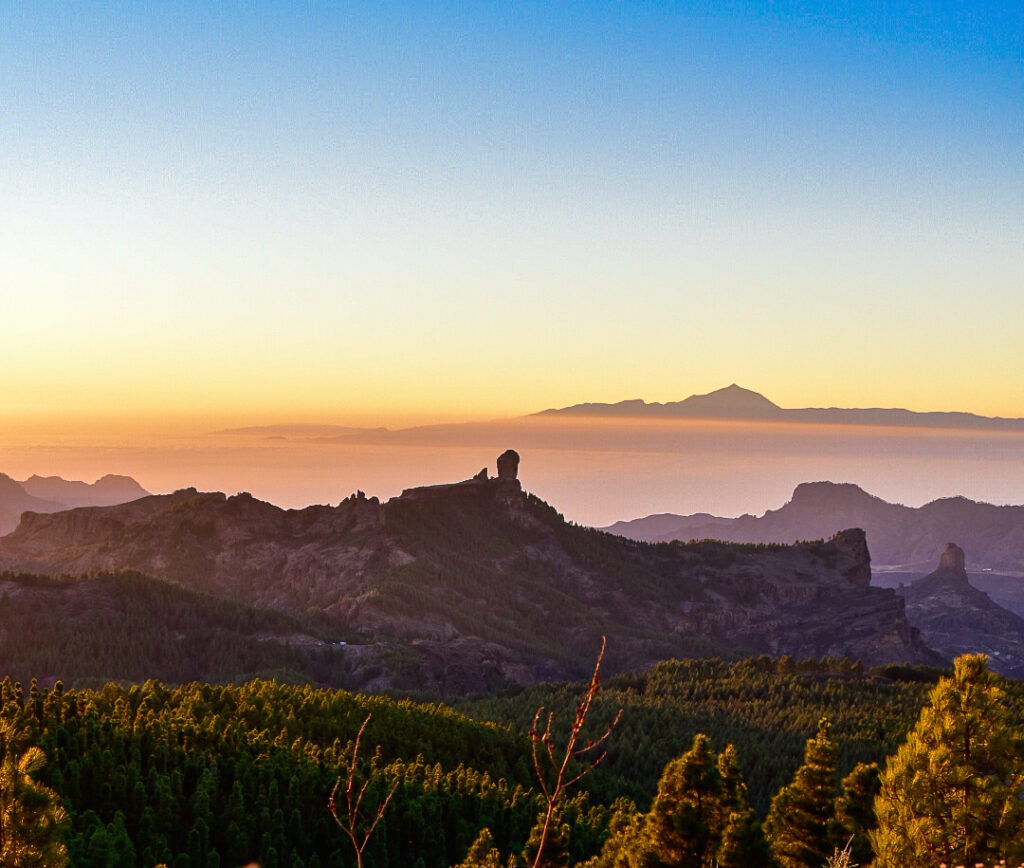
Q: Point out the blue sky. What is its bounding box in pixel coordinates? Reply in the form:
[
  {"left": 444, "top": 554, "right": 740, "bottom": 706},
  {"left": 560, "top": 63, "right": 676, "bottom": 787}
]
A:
[{"left": 2, "top": 1, "right": 1022, "bottom": 426}]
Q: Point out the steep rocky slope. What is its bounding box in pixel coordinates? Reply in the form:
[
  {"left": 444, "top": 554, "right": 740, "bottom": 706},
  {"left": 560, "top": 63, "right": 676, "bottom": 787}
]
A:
[
  {"left": 0, "top": 456, "right": 941, "bottom": 689},
  {"left": 898, "top": 543, "right": 1024, "bottom": 678}
]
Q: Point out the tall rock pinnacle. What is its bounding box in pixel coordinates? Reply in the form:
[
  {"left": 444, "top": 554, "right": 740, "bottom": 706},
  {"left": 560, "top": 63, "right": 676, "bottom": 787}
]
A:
[
  {"left": 496, "top": 449, "right": 520, "bottom": 480},
  {"left": 938, "top": 542, "right": 967, "bottom": 574}
]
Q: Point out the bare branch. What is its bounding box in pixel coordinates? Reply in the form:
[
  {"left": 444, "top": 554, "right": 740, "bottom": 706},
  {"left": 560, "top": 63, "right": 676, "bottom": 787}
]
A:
[
  {"left": 528, "top": 636, "right": 622, "bottom": 868},
  {"left": 328, "top": 713, "right": 398, "bottom": 868}
]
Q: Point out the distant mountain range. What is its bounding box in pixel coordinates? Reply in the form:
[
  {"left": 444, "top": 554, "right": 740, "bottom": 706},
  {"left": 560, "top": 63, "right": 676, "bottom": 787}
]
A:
[
  {"left": 0, "top": 453, "right": 941, "bottom": 692},
  {"left": 0, "top": 473, "right": 149, "bottom": 535},
  {"left": 605, "top": 481, "right": 1024, "bottom": 575},
  {"left": 538, "top": 384, "right": 1024, "bottom": 430},
  {"left": 604, "top": 481, "right": 1024, "bottom": 656}
]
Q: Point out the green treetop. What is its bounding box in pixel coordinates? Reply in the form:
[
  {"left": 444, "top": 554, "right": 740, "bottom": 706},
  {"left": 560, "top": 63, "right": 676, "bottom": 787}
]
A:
[
  {"left": 0, "top": 716, "right": 68, "bottom": 868},
  {"left": 764, "top": 717, "right": 839, "bottom": 868},
  {"left": 870, "top": 654, "right": 1024, "bottom": 868}
]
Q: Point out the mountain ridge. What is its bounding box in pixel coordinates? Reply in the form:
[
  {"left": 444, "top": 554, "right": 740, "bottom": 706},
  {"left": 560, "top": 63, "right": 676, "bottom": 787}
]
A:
[
  {"left": 0, "top": 454, "right": 940, "bottom": 692},
  {"left": 0, "top": 472, "right": 150, "bottom": 535},
  {"left": 538, "top": 384, "right": 1024, "bottom": 431},
  {"left": 605, "top": 481, "right": 1024, "bottom": 575}
]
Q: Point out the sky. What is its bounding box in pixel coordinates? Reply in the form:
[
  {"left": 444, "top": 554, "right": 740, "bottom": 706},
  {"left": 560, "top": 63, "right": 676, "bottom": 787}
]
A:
[{"left": 2, "top": 1, "right": 1023, "bottom": 434}]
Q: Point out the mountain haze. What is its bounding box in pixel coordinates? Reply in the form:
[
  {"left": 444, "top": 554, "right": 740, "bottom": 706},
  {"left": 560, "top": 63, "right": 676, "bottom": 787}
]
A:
[{"left": 0, "top": 472, "right": 150, "bottom": 535}]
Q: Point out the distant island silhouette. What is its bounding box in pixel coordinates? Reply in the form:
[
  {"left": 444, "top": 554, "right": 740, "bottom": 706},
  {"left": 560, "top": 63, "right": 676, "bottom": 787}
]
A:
[{"left": 536, "top": 384, "right": 1024, "bottom": 431}]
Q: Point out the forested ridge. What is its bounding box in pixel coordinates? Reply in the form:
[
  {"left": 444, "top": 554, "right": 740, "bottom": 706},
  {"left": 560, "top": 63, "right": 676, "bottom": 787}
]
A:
[
  {"left": 461, "top": 657, "right": 965, "bottom": 814},
  {"left": 0, "top": 569, "right": 356, "bottom": 688},
  {"left": 4, "top": 655, "right": 1022, "bottom": 867}
]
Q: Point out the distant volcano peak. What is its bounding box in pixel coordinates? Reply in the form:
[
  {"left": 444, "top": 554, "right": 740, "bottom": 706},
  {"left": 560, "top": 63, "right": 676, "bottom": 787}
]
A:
[{"left": 677, "top": 384, "right": 780, "bottom": 413}]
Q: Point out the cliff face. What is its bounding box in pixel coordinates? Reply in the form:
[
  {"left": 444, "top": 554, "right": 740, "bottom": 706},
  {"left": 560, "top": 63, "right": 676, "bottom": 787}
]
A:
[{"left": 0, "top": 460, "right": 941, "bottom": 689}]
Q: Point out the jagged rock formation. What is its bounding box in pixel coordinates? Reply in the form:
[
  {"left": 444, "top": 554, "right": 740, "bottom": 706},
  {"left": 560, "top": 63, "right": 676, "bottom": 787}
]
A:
[
  {"left": 898, "top": 544, "right": 1024, "bottom": 678},
  {"left": 0, "top": 453, "right": 941, "bottom": 692}
]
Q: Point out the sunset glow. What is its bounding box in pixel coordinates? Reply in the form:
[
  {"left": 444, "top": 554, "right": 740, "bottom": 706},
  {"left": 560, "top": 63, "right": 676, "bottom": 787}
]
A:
[{"left": 3, "top": 2, "right": 1023, "bottom": 515}]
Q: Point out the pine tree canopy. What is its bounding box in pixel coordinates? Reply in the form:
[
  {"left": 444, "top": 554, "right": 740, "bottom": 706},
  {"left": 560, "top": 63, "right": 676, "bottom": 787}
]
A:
[{"left": 870, "top": 654, "right": 1024, "bottom": 868}]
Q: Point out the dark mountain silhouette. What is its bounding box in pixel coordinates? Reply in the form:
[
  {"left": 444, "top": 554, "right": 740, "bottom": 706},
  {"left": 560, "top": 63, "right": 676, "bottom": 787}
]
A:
[
  {"left": 898, "top": 543, "right": 1024, "bottom": 678},
  {"left": 0, "top": 473, "right": 150, "bottom": 536},
  {"left": 605, "top": 481, "right": 1024, "bottom": 576},
  {"left": 539, "top": 384, "right": 1024, "bottom": 430},
  {"left": 0, "top": 454, "right": 940, "bottom": 692},
  {"left": 20, "top": 473, "right": 149, "bottom": 508}
]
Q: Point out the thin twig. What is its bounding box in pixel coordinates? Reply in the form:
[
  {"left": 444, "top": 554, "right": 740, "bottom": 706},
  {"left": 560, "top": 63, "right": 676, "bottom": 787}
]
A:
[
  {"left": 528, "top": 636, "right": 622, "bottom": 868},
  {"left": 328, "top": 713, "right": 399, "bottom": 868}
]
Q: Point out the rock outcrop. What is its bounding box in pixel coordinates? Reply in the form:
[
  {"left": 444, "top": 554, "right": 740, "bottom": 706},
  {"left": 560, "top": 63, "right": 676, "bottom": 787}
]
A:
[
  {"left": 496, "top": 449, "right": 520, "bottom": 480},
  {"left": 937, "top": 542, "right": 966, "bottom": 575},
  {"left": 899, "top": 544, "right": 1024, "bottom": 677}
]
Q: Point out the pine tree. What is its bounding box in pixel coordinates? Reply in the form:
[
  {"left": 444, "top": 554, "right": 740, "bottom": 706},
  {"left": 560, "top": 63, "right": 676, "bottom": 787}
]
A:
[
  {"left": 764, "top": 718, "right": 838, "bottom": 868},
  {"left": 586, "top": 799, "right": 650, "bottom": 868},
  {"left": 870, "top": 654, "right": 1024, "bottom": 868},
  {"left": 0, "top": 717, "right": 69, "bottom": 867},
  {"left": 644, "top": 734, "right": 725, "bottom": 868},
  {"left": 716, "top": 808, "right": 771, "bottom": 868},
  {"left": 456, "top": 828, "right": 503, "bottom": 868},
  {"left": 714, "top": 746, "right": 770, "bottom": 868},
  {"left": 834, "top": 762, "right": 879, "bottom": 866},
  {"left": 522, "top": 814, "right": 569, "bottom": 868}
]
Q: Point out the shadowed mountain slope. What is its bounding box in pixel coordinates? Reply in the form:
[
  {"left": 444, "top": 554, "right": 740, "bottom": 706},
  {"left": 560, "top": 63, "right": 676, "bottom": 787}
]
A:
[
  {"left": 0, "top": 473, "right": 62, "bottom": 536},
  {"left": 0, "top": 455, "right": 941, "bottom": 691},
  {"left": 0, "top": 568, "right": 358, "bottom": 687}
]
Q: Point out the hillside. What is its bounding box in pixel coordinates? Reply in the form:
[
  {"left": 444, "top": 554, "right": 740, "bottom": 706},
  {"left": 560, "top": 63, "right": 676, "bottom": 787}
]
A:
[
  {"left": 22, "top": 657, "right": 1006, "bottom": 868},
  {"left": 0, "top": 455, "right": 940, "bottom": 691},
  {"left": 0, "top": 473, "right": 62, "bottom": 535},
  {"left": 0, "top": 568, "right": 363, "bottom": 688}
]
